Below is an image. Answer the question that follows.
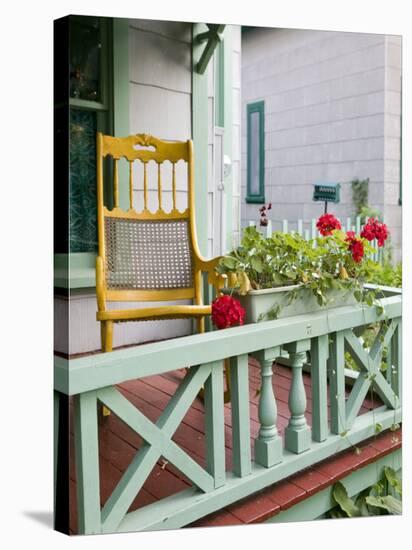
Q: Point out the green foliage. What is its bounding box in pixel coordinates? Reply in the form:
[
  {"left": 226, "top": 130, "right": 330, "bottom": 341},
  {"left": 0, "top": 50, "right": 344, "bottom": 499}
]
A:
[
  {"left": 332, "top": 482, "right": 361, "bottom": 517},
  {"left": 328, "top": 467, "right": 402, "bottom": 518},
  {"left": 359, "top": 204, "right": 382, "bottom": 222},
  {"left": 218, "top": 225, "right": 380, "bottom": 318},
  {"left": 367, "top": 262, "right": 402, "bottom": 288},
  {"left": 352, "top": 178, "right": 369, "bottom": 216},
  {"left": 365, "top": 495, "right": 402, "bottom": 514}
]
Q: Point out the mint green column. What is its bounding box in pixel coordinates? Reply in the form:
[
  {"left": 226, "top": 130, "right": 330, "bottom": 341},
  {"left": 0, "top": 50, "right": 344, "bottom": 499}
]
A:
[
  {"left": 392, "top": 319, "right": 402, "bottom": 408},
  {"left": 222, "top": 26, "right": 233, "bottom": 252},
  {"left": 328, "top": 332, "right": 346, "bottom": 435},
  {"left": 204, "top": 361, "right": 226, "bottom": 488},
  {"left": 284, "top": 340, "right": 312, "bottom": 454},
  {"left": 252, "top": 347, "right": 282, "bottom": 467},
  {"left": 192, "top": 23, "right": 209, "bottom": 256},
  {"left": 74, "top": 390, "right": 101, "bottom": 534},
  {"left": 113, "top": 18, "right": 130, "bottom": 210},
  {"left": 229, "top": 354, "right": 252, "bottom": 477},
  {"left": 311, "top": 335, "right": 329, "bottom": 442}
]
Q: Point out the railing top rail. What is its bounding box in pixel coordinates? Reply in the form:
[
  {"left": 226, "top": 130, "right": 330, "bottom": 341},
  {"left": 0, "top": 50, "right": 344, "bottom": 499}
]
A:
[{"left": 55, "top": 292, "right": 401, "bottom": 396}]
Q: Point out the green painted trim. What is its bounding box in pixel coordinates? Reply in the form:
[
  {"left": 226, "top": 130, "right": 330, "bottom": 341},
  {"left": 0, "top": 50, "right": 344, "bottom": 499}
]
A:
[
  {"left": 113, "top": 17, "right": 130, "bottom": 211},
  {"left": 196, "top": 24, "right": 225, "bottom": 75},
  {"left": 54, "top": 356, "right": 69, "bottom": 398},
  {"left": 265, "top": 448, "right": 402, "bottom": 523},
  {"left": 192, "top": 23, "right": 209, "bottom": 257},
  {"left": 54, "top": 295, "right": 401, "bottom": 395},
  {"left": 54, "top": 252, "right": 96, "bottom": 289},
  {"left": 223, "top": 27, "right": 233, "bottom": 253},
  {"left": 246, "top": 100, "right": 265, "bottom": 204}
]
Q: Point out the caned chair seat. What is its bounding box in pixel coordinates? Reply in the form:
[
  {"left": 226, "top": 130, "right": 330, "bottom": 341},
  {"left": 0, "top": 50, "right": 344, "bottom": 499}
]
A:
[{"left": 96, "top": 132, "right": 224, "bottom": 353}]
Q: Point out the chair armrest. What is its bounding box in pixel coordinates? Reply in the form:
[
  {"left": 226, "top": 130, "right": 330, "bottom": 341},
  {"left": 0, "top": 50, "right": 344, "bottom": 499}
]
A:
[
  {"left": 96, "top": 256, "right": 107, "bottom": 311},
  {"left": 195, "top": 256, "right": 222, "bottom": 272},
  {"left": 194, "top": 256, "right": 226, "bottom": 292}
]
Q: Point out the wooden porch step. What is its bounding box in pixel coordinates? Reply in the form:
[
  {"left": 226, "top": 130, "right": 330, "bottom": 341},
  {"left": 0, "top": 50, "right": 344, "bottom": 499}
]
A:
[{"left": 189, "top": 428, "right": 402, "bottom": 528}]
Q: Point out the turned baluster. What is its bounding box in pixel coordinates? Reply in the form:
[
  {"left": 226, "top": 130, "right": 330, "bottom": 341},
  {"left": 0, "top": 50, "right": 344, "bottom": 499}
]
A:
[
  {"left": 283, "top": 340, "right": 312, "bottom": 453},
  {"left": 252, "top": 347, "right": 282, "bottom": 467}
]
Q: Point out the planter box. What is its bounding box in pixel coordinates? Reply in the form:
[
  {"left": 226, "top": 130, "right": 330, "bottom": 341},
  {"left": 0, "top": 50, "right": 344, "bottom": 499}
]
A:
[{"left": 224, "top": 284, "right": 359, "bottom": 323}]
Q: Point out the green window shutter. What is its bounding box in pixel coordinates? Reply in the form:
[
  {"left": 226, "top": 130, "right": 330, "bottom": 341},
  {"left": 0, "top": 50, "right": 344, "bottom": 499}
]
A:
[{"left": 246, "top": 100, "right": 265, "bottom": 203}]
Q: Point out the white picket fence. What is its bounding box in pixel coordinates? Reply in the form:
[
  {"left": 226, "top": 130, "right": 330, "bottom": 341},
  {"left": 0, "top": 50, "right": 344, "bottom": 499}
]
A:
[{"left": 247, "top": 215, "right": 385, "bottom": 264}]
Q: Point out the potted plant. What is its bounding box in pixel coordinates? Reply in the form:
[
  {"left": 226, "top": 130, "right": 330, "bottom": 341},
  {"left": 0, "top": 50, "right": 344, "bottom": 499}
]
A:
[{"left": 215, "top": 214, "right": 389, "bottom": 323}]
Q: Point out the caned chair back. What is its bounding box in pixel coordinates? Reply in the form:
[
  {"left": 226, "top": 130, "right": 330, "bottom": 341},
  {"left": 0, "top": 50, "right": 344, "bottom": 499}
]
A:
[{"left": 96, "top": 133, "right": 203, "bottom": 305}]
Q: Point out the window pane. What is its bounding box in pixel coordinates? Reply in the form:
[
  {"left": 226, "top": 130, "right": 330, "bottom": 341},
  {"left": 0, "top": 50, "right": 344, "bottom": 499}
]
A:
[
  {"left": 70, "top": 16, "right": 101, "bottom": 101},
  {"left": 69, "top": 109, "right": 98, "bottom": 252},
  {"left": 249, "top": 110, "right": 260, "bottom": 196}
]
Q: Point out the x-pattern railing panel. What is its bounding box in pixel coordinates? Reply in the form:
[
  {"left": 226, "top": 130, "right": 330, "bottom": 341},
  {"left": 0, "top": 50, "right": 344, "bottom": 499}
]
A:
[
  {"left": 342, "top": 319, "right": 399, "bottom": 428},
  {"left": 75, "top": 362, "right": 225, "bottom": 534}
]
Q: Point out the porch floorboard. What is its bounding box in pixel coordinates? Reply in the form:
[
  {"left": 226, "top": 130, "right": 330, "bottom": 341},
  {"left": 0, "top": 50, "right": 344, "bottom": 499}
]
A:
[{"left": 68, "top": 357, "right": 400, "bottom": 533}]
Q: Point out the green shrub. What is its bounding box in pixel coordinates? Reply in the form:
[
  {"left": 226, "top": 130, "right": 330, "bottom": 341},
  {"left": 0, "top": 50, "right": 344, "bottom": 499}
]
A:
[
  {"left": 328, "top": 466, "right": 402, "bottom": 518},
  {"left": 352, "top": 178, "right": 369, "bottom": 216},
  {"left": 367, "top": 262, "right": 402, "bottom": 288}
]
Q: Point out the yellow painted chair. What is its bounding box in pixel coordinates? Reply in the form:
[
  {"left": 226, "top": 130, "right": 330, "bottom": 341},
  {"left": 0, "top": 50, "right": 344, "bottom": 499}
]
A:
[{"left": 95, "top": 133, "right": 228, "bottom": 408}]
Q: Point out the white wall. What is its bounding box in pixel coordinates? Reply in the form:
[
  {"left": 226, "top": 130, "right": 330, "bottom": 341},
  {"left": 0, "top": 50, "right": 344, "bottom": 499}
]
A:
[{"left": 241, "top": 28, "right": 402, "bottom": 262}]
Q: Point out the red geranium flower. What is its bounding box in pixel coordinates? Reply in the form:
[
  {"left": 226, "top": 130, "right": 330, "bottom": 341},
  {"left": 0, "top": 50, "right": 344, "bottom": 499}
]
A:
[
  {"left": 360, "top": 218, "right": 389, "bottom": 247},
  {"left": 316, "top": 213, "right": 342, "bottom": 236},
  {"left": 345, "top": 231, "right": 364, "bottom": 263},
  {"left": 211, "top": 295, "right": 245, "bottom": 329}
]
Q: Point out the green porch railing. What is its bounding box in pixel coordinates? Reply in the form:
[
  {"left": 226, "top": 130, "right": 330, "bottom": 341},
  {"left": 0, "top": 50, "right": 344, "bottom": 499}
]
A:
[{"left": 54, "top": 290, "right": 402, "bottom": 534}]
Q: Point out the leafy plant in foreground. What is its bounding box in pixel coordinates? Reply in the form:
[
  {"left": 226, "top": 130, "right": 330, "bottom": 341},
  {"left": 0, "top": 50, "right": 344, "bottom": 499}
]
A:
[{"left": 328, "top": 466, "right": 402, "bottom": 518}]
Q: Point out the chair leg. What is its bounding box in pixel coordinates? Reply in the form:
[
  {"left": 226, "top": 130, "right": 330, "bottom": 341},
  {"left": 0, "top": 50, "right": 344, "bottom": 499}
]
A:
[
  {"left": 100, "top": 321, "right": 113, "bottom": 417},
  {"left": 100, "top": 321, "right": 106, "bottom": 351},
  {"left": 197, "top": 317, "right": 205, "bottom": 334},
  {"left": 103, "top": 321, "right": 113, "bottom": 353}
]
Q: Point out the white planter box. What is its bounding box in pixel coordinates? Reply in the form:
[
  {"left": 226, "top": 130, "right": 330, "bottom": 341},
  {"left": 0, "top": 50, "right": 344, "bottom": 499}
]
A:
[{"left": 225, "top": 284, "right": 359, "bottom": 323}]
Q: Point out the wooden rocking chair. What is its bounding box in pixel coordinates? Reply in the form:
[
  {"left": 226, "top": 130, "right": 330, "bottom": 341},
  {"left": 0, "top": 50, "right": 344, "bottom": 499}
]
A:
[{"left": 95, "top": 133, "right": 227, "bottom": 409}]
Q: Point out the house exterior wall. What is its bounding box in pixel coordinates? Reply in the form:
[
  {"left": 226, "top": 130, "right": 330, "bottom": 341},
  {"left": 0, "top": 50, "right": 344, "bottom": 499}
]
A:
[
  {"left": 55, "top": 21, "right": 242, "bottom": 355},
  {"left": 241, "top": 28, "right": 402, "bottom": 262}
]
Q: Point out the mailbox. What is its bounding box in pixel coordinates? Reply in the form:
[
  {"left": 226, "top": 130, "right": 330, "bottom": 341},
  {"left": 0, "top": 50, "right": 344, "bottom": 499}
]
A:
[{"left": 313, "top": 182, "right": 341, "bottom": 204}]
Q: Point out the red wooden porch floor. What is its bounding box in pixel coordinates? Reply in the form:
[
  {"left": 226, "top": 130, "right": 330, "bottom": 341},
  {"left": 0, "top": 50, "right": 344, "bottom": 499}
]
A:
[{"left": 68, "top": 358, "right": 401, "bottom": 533}]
